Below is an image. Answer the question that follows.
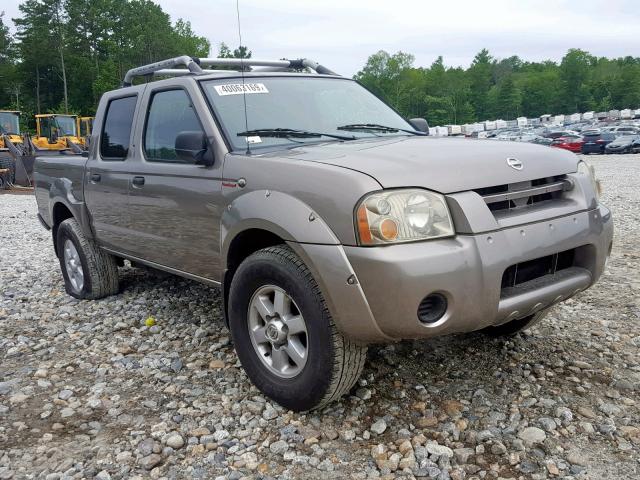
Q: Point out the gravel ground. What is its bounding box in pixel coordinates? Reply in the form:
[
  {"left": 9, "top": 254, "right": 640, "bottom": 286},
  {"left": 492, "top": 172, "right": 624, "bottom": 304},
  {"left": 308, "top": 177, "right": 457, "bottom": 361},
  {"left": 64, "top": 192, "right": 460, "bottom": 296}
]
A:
[{"left": 1, "top": 154, "right": 638, "bottom": 480}]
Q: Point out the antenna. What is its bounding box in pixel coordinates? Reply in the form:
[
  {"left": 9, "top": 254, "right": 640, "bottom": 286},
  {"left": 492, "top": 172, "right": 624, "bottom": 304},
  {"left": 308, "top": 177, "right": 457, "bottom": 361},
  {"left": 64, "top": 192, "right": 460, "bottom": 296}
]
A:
[{"left": 236, "top": 0, "right": 250, "bottom": 155}]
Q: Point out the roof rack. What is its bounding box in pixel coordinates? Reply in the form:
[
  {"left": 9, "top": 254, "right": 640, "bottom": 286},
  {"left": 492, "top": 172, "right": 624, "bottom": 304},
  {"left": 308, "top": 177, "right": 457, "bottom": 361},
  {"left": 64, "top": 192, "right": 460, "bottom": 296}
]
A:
[{"left": 121, "top": 56, "right": 338, "bottom": 87}]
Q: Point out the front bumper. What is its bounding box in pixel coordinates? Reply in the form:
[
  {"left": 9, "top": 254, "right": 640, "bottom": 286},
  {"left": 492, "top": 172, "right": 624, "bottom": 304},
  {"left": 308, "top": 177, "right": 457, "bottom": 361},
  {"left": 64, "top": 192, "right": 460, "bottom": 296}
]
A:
[{"left": 294, "top": 205, "right": 613, "bottom": 343}]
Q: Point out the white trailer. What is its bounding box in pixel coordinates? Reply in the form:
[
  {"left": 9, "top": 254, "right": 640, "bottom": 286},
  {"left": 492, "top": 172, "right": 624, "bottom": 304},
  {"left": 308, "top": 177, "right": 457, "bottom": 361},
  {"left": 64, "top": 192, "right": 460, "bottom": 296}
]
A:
[
  {"left": 540, "top": 114, "right": 552, "bottom": 124},
  {"left": 634, "top": 109, "right": 640, "bottom": 119},
  {"left": 620, "top": 109, "right": 633, "bottom": 119},
  {"left": 495, "top": 119, "right": 507, "bottom": 129},
  {"left": 553, "top": 115, "right": 565, "bottom": 125},
  {"left": 609, "top": 110, "right": 620, "bottom": 119},
  {"left": 568, "top": 113, "right": 581, "bottom": 123},
  {"left": 446, "top": 125, "right": 462, "bottom": 136},
  {"left": 516, "top": 117, "right": 528, "bottom": 127},
  {"left": 582, "top": 111, "right": 594, "bottom": 121},
  {"left": 484, "top": 120, "right": 497, "bottom": 131}
]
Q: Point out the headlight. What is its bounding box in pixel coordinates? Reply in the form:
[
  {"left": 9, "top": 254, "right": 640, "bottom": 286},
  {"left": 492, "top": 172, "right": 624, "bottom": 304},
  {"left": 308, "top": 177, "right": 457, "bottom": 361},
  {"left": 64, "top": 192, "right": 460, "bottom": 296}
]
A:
[
  {"left": 356, "top": 189, "right": 454, "bottom": 245},
  {"left": 577, "top": 160, "right": 601, "bottom": 200}
]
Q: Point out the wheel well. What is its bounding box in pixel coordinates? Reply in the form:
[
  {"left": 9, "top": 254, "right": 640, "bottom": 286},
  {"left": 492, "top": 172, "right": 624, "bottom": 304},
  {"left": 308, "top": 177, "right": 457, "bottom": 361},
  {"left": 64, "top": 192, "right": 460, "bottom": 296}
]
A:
[
  {"left": 222, "top": 229, "right": 285, "bottom": 326},
  {"left": 51, "top": 203, "right": 74, "bottom": 256}
]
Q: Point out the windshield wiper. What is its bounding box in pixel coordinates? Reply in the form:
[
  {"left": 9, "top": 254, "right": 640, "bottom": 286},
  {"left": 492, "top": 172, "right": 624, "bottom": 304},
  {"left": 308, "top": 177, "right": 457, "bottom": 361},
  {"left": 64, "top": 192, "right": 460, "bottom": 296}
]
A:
[
  {"left": 337, "top": 123, "right": 425, "bottom": 135},
  {"left": 237, "top": 128, "right": 356, "bottom": 141}
]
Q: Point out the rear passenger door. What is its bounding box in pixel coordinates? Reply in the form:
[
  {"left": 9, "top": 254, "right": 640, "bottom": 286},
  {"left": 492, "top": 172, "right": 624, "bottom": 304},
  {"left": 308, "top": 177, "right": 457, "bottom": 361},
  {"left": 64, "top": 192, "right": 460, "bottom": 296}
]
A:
[
  {"left": 124, "top": 82, "right": 226, "bottom": 281},
  {"left": 85, "top": 93, "right": 140, "bottom": 251}
]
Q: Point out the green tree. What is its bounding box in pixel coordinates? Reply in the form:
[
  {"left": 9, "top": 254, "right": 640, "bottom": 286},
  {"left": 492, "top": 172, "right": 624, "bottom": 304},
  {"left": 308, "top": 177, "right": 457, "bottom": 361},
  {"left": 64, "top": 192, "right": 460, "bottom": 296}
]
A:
[
  {"left": 468, "top": 49, "right": 493, "bottom": 120},
  {"left": 559, "top": 49, "right": 594, "bottom": 112},
  {"left": 494, "top": 75, "right": 521, "bottom": 119}
]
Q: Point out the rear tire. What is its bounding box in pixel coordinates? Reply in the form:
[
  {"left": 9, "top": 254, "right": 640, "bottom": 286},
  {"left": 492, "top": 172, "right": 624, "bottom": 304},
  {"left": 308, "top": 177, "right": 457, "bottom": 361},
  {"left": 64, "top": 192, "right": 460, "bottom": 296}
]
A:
[
  {"left": 228, "top": 245, "right": 367, "bottom": 411},
  {"left": 0, "top": 154, "right": 15, "bottom": 186},
  {"left": 483, "top": 308, "right": 550, "bottom": 337},
  {"left": 56, "top": 218, "right": 119, "bottom": 299}
]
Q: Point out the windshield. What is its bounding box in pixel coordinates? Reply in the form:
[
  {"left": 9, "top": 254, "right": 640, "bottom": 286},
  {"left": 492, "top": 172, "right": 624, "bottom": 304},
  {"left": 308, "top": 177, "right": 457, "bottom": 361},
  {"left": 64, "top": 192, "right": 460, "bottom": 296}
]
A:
[
  {"left": 201, "top": 76, "right": 415, "bottom": 150},
  {"left": 0, "top": 112, "right": 20, "bottom": 134}
]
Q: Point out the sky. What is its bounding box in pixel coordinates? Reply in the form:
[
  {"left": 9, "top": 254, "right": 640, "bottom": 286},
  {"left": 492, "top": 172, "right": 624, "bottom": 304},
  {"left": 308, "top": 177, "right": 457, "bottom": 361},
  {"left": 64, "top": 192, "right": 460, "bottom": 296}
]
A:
[{"left": 3, "top": 0, "right": 640, "bottom": 76}]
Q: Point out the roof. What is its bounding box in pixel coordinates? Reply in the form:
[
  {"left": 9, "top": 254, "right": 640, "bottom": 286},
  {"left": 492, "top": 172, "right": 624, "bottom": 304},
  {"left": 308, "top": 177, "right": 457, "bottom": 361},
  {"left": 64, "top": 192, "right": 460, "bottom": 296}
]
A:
[{"left": 35, "top": 114, "right": 77, "bottom": 118}]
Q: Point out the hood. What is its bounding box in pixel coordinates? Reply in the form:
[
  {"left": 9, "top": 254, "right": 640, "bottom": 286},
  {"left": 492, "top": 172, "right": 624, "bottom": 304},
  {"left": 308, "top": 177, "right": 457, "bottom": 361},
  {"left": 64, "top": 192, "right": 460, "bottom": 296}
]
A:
[{"left": 270, "top": 136, "right": 579, "bottom": 193}]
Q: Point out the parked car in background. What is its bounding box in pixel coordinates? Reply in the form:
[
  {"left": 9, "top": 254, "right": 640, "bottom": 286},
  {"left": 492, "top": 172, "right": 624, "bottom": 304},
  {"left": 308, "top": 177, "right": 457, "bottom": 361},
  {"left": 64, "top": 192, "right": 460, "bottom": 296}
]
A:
[
  {"left": 544, "top": 130, "right": 578, "bottom": 139},
  {"left": 604, "top": 135, "right": 640, "bottom": 154},
  {"left": 581, "top": 132, "right": 617, "bottom": 154},
  {"left": 528, "top": 135, "right": 553, "bottom": 146},
  {"left": 633, "top": 137, "right": 640, "bottom": 153},
  {"left": 605, "top": 125, "right": 639, "bottom": 136},
  {"left": 551, "top": 135, "right": 584, "bottom": 153}
]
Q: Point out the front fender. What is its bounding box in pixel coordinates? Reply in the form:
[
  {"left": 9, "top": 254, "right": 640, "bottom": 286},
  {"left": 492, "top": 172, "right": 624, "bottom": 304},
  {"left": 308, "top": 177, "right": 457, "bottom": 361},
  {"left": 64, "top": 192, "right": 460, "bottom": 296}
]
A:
[
  {"left": 221, "top": 189, "right": 340, "bottom": 266},
  {"left": 221, "top": 189, "right": 388, "bottom": 344}
]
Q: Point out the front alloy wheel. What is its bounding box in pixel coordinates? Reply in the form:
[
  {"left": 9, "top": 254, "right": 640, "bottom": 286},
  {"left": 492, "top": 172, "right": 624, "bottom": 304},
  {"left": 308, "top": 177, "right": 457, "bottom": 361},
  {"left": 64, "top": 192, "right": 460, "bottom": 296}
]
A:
[
  {"left": 248, "top": 285, "right": 308, "bottom": 378},
  {"left": 228, "top": 245, "right": 367, "bottom": 411}
]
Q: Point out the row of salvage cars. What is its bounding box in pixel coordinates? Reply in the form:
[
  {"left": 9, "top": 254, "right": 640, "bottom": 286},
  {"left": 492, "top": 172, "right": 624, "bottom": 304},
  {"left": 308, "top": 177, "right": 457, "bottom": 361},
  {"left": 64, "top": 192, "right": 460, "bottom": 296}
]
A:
[
  {"left": 551, "top": 129, "right": 640, "bottom": 155},
  {"left": 483, "top": 122, "right": 640, "bottom": 155}
]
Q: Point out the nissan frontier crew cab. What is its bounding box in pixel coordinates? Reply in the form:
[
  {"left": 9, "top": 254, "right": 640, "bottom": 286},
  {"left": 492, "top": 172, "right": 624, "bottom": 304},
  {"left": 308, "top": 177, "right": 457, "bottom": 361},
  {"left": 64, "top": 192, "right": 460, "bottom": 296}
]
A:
[{"left": 33, "top": 56, "right": 613, "bottom": 411}]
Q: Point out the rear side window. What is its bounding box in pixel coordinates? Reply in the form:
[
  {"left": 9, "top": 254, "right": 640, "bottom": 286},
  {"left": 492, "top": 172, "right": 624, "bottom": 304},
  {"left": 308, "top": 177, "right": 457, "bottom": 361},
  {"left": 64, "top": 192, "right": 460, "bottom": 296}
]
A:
[
  {"left": 144, "top": 89, "right": 204, "bottom": 163},
  {"left": 100, "top": 96, "right": 137, "bottom": 160}
]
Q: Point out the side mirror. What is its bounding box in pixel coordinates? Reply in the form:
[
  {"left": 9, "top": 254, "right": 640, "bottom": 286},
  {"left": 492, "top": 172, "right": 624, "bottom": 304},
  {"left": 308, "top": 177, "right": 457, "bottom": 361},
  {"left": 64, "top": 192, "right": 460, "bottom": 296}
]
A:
[
  {"left": 409, "top": 118, "right": 429, "bottom": 134},
  {"left": 175, "top": 131, "right": 213, "bottom": 166}
]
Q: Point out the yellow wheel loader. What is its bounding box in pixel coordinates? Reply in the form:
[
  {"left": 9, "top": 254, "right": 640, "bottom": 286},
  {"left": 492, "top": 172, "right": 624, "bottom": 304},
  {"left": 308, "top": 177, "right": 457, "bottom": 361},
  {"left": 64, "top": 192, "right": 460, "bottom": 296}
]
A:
[
  {"left": 77, "top": 116, "right": 94, "bottom": 149},
  {"left": 32, "top": 114, "right": 83, "bottom": 152},
  {"left": 0, "top": 111, "right": 25, "bottom": 188}
]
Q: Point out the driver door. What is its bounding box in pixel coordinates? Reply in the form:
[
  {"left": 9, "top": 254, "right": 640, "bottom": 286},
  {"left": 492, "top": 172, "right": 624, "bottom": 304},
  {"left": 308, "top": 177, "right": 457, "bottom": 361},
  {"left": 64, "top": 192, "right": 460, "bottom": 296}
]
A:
[{"left": 123, "top": 81, "right": 226, "bottom": 281}]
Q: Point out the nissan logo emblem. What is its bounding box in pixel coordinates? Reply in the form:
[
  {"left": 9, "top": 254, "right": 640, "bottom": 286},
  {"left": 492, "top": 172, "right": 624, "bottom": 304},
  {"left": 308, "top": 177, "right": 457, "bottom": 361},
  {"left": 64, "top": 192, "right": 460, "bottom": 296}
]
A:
[{"left": 507, "top": 157, "right": 523, "bottom": 170}]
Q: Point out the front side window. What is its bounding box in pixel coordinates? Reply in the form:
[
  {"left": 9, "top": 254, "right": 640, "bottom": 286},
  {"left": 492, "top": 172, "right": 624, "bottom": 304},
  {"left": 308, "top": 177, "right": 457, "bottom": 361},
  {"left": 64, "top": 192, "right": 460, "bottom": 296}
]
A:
[
  {"left": 144, "top": 89, "right": 204, "bottom": 163},
  {"left": 100, "top": 96, "right": 137, "bottom": 160},
  {"left": 201, "top": 77, "right": 415, "bottom": 151}
]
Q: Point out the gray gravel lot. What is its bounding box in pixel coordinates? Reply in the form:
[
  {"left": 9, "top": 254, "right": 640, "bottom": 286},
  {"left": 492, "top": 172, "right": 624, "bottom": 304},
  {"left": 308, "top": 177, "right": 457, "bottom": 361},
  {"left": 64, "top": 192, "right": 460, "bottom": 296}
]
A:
[{"left": 0, "top": 154, "right": 638, "bottom": 480}]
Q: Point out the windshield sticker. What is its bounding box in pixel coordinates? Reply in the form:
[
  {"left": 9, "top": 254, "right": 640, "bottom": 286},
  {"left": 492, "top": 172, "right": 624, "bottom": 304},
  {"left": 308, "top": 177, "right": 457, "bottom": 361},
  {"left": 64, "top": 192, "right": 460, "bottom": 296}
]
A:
[
  {"left": 246, "top": 136, "right": 262, "bottom": 144},
  {"left": 214, "top": 83, "right": 269, "bottom": 96}
]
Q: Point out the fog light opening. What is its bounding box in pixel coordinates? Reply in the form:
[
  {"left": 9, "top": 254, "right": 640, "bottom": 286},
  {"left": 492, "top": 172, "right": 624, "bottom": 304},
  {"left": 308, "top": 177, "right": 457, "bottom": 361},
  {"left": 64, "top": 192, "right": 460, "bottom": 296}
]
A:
[{"left": 417, "top": 293, "right": 448, "bottom": 324}]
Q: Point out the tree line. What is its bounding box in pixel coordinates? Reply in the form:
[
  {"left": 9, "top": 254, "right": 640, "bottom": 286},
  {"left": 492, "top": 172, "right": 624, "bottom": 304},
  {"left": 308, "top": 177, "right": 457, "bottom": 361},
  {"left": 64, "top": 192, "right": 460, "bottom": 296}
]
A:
[
  {"left": 2, "top": 2, "right": 640, "bottom": 129},
  {"left": 355, "top": 49, "right": 640, "bottom": 126},
  {"left": 0, "top": 0, "right": 251, "bottom": 124}
]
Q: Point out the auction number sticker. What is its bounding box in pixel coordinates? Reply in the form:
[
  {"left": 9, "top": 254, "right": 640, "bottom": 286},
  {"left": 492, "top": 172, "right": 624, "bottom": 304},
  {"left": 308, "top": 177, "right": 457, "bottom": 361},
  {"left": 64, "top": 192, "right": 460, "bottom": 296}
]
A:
[{"left": 214, "top": 83, "right": 269, "bottom": 96}]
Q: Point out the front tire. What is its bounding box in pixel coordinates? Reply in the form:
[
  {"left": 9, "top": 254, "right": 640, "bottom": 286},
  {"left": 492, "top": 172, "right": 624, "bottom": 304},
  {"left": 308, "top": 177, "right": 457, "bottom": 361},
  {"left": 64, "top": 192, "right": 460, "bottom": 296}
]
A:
[
  {"left": 228, "top": 245, "right": 367, "bottom": 411},
  {"left": 483, "top": 308, "right": 550, "bottom": 337},
  {"left": 56, "top": 218, "right": 119, "bottom": 299}
]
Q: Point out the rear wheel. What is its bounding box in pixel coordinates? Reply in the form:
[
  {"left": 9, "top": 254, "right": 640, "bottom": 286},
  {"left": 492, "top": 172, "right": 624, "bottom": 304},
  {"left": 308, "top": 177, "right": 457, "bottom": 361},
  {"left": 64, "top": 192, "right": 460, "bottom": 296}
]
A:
[
  {"left": 0, "top": 154, "right": 15, "bottom": 186},
  {"left": 228, "top": 245, "right": 367, "bottom": 411},
  {"left": 56, "top": 218, "right": 119, "bottom": 299},
  {"left": 483, "top": 308, "right": 550, "bottom": 337}
]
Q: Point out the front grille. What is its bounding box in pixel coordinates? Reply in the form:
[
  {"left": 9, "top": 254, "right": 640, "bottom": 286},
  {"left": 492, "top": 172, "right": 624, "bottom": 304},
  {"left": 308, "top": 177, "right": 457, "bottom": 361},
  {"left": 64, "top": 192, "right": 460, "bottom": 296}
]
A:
[
  {"left": 501, "top": 248, "right": 576, "bottom": 290},
  {"left": 474, "top": 175, "right": 571, "bottom": 213}
]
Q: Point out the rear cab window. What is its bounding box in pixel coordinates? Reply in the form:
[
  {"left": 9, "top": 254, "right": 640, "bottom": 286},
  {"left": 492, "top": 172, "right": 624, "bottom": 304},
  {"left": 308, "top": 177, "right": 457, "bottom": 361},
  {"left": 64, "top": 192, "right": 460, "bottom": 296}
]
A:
[{"left": 100, "top": 96, "right": 138, "bottom": 160}]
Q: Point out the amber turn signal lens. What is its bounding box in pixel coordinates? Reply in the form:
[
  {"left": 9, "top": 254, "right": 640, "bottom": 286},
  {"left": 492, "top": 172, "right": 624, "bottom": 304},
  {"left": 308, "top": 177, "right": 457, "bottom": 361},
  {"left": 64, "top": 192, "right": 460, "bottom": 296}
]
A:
[
  {"left": 357, "top": 205, "right": 373, "bottom": 244},
  {"left": 378, "top": 217, "right": 399, "bottom": 241}
]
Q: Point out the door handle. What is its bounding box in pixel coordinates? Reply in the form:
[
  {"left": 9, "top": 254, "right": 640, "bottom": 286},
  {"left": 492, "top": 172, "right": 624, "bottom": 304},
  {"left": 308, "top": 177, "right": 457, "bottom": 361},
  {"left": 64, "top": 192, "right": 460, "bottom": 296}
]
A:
[
  {"left": 90, "top": 173, "right": 101, "bottom": 183},
  {"left": 132, "top": 176, "right": 145, "bottom": 187}
]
